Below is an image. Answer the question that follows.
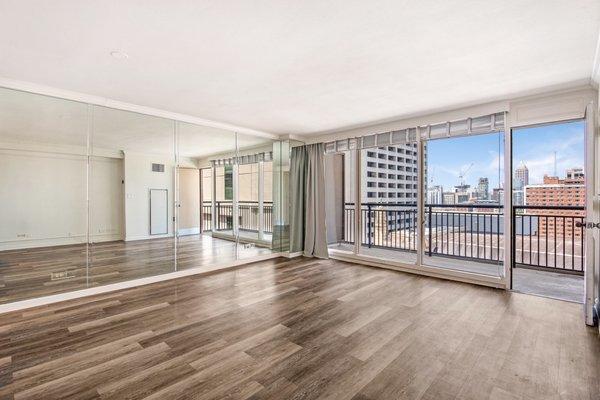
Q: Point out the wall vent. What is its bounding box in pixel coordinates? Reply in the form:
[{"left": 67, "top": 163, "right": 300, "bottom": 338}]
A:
[{"left": 152, "top": 163, "right": 165, "bottom": 172}]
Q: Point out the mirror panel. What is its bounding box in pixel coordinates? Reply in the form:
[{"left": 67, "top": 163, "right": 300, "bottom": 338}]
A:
[
  {"left": 0, "top": 88, "right": 89, "bottom": 303},
  {"left": 89, "top": 106, "right": 176, "bottom": 286},
  {"left": 176, "top": 122, "right": 238, "bottom": 271}
]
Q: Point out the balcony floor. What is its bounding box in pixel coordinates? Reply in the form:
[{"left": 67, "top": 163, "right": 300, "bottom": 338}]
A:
[
  {"left": 328, "top": 243, "right": 584, "bottom": 303},
  {"left": 513, "top": 268, "right": 584, "bottom": 303}
]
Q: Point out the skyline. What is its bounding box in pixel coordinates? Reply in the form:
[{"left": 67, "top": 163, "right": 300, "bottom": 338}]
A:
[{"left": 426, "top": 120, "right": 584, "bottom": 191}]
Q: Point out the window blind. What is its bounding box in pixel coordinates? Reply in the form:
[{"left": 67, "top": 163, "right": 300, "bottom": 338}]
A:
[{"left": 323, "top": 112, "right": 505, "bottom": 154}]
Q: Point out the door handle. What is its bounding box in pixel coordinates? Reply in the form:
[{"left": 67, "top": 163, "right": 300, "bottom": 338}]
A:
[{"left": 575, "top": 221, "right": 600, "bottom": 229}]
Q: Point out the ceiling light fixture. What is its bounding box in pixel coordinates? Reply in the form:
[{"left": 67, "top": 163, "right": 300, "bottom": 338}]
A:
[{"left": 110, "top": 50, "right": 129, "bottom": 59}]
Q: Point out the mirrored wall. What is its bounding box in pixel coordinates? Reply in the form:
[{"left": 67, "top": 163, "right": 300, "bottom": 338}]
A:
[{"left": 0, "top": 87, "right": 289, "bottom": 304}]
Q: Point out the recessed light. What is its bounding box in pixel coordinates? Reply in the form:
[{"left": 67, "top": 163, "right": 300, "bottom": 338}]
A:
[{"left": 110, "top": 50, "right": 129, "bottom": 59}]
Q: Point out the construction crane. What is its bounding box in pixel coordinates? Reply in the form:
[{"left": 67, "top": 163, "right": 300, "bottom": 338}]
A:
[{"left": 458, "top": 163, "right": 474, "bottom": 186}]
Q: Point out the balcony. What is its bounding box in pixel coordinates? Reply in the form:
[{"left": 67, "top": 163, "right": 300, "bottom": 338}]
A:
[
  {"left": 336, "top": 202, "right": 584, "bottom": 300},
  {"left": 201, "top": 201, "right": 274, "bottom": 242}
]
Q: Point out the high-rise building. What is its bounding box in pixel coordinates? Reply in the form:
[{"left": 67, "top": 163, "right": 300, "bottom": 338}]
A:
[
  {"left": 512, "top": 190, "right": 524, "bottom": 206},
  {"left": 427, "top": 185, "right": 444, "bottom": 205},
  {"left": 356, "top": 144, "right": 421, "bottom": 240},
  {"left": 361, "top": 145, "right": 420, "bottom": 204},
  {"left": 514, "top": 163, "right": 529, "bottom": 189},
  {"left": 491, "top": 187, "right": 504, "bottom": 204},
  {"left": 477, "top": 177, "right": 489, "bottom": 200}
]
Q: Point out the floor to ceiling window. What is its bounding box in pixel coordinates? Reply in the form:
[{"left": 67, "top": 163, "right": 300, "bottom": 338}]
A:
[
  {"left": 235, "top": 132, "right": 279, "bottom": 261},
  {"left": 422, "top": 131, "right": 504, "bottom": 277},
  {"left": 324, "top": 114, "right": 506, "bottom": 282},
  {"left": 324, "top": 149, "right": 356, "bottom": 254},
  {"left": 358, "top": 142, "right": 419, "bottom": 264},
  {"left": 511, "top": 120, "right": 585, "bottom": 302}
]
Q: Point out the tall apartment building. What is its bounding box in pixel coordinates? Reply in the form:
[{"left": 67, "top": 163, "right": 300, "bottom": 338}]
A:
[
  {"left": 362, "top": 145, "right": 420, "bottom": 204},
  {"left": 524, "top": 170, "right": 585, "bottom": 237},
  {"left": 477, "top": 177, "right": 489, "bottom": 200},
  {"left": 491, "top": 187, "right": 504, "bottom": 204},
  {"left": 514, "top": 163, "right": 529, "bottom": 189},
  {"left": 427, "top": 185, "right": 444, "bottom": 204},
  {"left": 355, "top": 144, "right": 421, "bottom": 244}
]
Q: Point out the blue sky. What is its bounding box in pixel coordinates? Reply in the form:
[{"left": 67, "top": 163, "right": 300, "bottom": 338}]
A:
[{"left": 426, "top": 120, "right": 584, "bottom": 190}]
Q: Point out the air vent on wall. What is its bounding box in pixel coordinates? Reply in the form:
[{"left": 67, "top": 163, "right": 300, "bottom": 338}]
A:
[{"left": 152, "top": 163, "right": 165, "bottom": 172}]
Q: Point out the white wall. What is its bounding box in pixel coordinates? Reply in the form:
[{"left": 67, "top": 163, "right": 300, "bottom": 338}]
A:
[
  {"left": 0, "top": 149, "right": 123, "bottom": 250},
  {"left": 90, "top": 156, "right": 124, "bottom": 242},
  {"left": 123, "top": 152, "right": 174, "bottom": 241},
  {"left": 0, "top": 146, "right": 200, "bottom": 250}
]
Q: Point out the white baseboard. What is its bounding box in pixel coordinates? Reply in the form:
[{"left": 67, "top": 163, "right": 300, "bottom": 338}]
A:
[
  {"left": 178, "top": 227, "right": 201, "bottom": 236},
  {"left": 125, "top": 233, "right": 174, "bottom": 242},
  {"left": 0, "top": 252, "right": 288, "bottom": 314},
  {"left": 0, "top": 234, "right": 122, "bottom": 251}
]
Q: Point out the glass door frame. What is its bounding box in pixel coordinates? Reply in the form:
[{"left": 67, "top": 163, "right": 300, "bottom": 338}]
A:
[
  {"left": 508, "top": 117, "right": 589, "bottom": 292},
  {"left": 329, "top": 117, "right": 511, "bottom": 289}
]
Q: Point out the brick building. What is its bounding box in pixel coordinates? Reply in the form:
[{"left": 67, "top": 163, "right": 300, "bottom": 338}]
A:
[{"left": 524, "top": 168, "right": 585, "bottom": 237}]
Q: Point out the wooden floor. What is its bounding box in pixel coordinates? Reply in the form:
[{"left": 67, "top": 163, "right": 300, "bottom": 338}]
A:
[
  {"left": 0, "top": 257, "right": 598, "bottom": 400},
  {"left": 0, "top": 235, "right": 272, "bottom": 304}
]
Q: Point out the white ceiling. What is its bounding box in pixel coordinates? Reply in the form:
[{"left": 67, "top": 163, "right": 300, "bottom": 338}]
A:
[
  {"left": 0, "top": 87, "right": 271, "bottom": 157},
  {"left": 0, "top": 0, "right": 599, "bottom": 136}
]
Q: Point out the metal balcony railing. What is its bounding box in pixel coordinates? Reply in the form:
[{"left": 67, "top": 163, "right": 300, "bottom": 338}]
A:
[
  {"left": 342, "top": 203, "right": 584, "bottom": 274},
  {"left": 513, "top": 205, "right": 584, "bottom": 273},
  {"left": 201, "top": 201, "right": 273, "bottom": 234}
]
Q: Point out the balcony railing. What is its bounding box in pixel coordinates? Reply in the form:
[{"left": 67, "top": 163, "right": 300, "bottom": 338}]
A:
[
  {"left": 513, "top": 205, "right": 584, "bottom": 273},
  {"left": 342, "top": 203, "right": 584, "bottom": 274},
  {"left": 201, "top": 201, "right": 273, "bottom": 234}
]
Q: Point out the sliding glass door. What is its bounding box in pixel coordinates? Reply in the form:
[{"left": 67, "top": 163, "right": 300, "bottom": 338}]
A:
[
  {"left": 325, "top": 115, "right": 506, "bottom": 282},
  {"left": 421, "top": 131, "right": 504, "bottom": 277},
  {"left": 358, "top": 143, "right": 419, "bottom": 264},
  {"left": 235, "top": 132, "right": 277, "bottom": 261},
  {"left": 324, "top": 149, "right": 356, "bottom": 254}
]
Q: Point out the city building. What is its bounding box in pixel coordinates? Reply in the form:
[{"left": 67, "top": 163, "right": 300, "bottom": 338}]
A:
[
  {"left": 491, "top": 187, "right": 505, "bottom": 204},
  {"left": 513, "top": 189, "right": 524, "bottom": 206},
  {"left": 514, "top": 162, "right": 529, "bottom": 189},
  {"left": 477, "top": 177, "right": 489, "bottom": 200},
  {"left": 566, "top": 167, "right": 585, "bottom": 183},
  {"left": 427, "top": 185, "right": 444, "bottom": 204},
  {"left": 525, "top": 170, "right": 586, "bottom": 237},
  {"left": 362, "top": 145, "right": 419, "bottom": 204},
  {"left": 443, "top": 192, "right": 456, "bottom": 205}
]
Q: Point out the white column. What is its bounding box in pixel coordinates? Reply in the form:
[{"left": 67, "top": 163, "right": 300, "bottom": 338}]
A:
[
  {"left": 503, "top": 112, "right": 512, "bottom": 288},
  {"left": 211, "top": 164, "right": 216, "bottom": 233},
  {"left": 416, "top": 129, "right": 424, "bottom": 267},
  {"left": 354, "top": 148, "right": 361, "bottom": 254},
  {"left": 258, "top": 160, "right": 265, "bottom": 241}
]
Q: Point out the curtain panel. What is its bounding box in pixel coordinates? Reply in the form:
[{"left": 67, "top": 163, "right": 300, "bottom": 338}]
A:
[{"left": 290, "top": 143, "right": 328, "bottom": 258}]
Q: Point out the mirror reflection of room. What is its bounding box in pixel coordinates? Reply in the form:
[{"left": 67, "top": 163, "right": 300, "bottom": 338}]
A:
[{"left": 0, "top": 87, "right": 288, "bottom": 304}]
